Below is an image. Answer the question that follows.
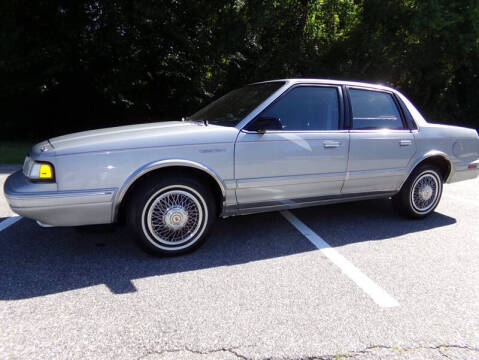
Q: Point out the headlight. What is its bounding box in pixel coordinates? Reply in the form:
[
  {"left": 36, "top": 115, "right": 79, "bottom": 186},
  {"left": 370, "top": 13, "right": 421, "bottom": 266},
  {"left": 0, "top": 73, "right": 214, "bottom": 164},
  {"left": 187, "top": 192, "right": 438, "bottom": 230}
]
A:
[{"left": 23, "top": 156, "right": 55, "bottom": 181}]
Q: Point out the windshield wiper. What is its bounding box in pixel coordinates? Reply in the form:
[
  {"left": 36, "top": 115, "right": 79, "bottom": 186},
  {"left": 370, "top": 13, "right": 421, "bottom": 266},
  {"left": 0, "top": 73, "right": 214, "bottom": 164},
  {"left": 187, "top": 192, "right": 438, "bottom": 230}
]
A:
[{"left": 184, "top": 116, "right": 208, "bottom": 126}]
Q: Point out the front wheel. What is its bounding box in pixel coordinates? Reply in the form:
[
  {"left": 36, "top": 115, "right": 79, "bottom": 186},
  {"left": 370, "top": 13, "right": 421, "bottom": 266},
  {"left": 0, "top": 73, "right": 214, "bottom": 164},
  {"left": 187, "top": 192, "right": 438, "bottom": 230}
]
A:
[
  {"left": 128, "top": 176, "right": 216, "bottom": 256},
  {"left": 393, "top": 165, "right": 443, "bottom": 219}
]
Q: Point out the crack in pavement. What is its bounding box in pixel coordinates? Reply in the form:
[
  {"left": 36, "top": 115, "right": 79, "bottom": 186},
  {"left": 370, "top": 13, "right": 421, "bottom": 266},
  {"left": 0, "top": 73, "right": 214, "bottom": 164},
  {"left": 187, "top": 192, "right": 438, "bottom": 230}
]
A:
[
  {"left": 138, "top": 344, "right": 479, "bottom": 360},
  {"left": 329, "top": 344, "right": 479, "bottom": 360},
  {"left": 137, "top": 346, "right": 248, "bottom": 360}
]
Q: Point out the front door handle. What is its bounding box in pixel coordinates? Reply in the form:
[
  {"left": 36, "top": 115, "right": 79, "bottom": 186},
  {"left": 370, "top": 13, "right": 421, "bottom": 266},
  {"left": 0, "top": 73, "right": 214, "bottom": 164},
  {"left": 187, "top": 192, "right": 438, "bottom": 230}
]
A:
[
  {"left": 399, "top": 140, "right": 412, "bottom": 146},
  {"left": 323, "top": 141, "right": 341, "bottom": 148}
]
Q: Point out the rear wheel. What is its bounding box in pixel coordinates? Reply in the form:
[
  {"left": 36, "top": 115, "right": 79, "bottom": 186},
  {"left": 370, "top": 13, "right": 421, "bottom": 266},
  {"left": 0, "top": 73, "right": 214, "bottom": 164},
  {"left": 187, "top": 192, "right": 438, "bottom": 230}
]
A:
[
  {"left": 393, "top": 165, "right": 443, "bottom": 219},
  {"left": 128, "top": 176, "right": 216, "bottom": 256}
]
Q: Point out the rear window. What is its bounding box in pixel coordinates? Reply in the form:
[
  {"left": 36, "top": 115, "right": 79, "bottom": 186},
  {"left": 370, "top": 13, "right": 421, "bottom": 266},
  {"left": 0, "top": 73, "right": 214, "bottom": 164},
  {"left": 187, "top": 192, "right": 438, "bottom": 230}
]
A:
[{"left": 350, "top": 89, "right": 404, "bottom": 130}]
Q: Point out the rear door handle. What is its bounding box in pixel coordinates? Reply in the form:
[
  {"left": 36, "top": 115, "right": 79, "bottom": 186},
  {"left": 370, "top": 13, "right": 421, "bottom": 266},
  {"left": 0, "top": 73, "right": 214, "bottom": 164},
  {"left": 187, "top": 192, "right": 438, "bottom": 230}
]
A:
[
  {"left": 323, "top": 141, "right": 341, "bottom": 148},
  {"left": 399, "top": 140, "right": 412, "bottom": 146}
]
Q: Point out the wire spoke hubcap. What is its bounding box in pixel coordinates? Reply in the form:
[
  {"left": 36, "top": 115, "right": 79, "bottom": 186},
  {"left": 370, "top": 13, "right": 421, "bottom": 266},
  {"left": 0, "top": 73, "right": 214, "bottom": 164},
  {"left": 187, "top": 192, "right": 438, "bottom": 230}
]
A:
[
  {"left": 411, "top": 172, "right": 440, "bottom": 212},
  {"left": 146, "top": 189, "right": 203, "bottom": 246},
  {"left": 164, "top": 207, "right": 189, "bottom": 230}
]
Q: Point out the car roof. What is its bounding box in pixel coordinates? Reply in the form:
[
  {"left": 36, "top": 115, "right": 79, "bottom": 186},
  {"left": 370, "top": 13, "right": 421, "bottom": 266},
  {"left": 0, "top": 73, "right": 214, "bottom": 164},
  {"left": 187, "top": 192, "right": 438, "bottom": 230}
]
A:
[{"left": 251, "top": 78, "right": 396, "bottom": 92}]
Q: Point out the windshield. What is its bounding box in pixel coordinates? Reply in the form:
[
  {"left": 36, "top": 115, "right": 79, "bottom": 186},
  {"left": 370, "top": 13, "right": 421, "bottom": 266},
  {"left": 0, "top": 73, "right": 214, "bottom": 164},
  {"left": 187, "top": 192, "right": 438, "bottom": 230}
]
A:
[{"left": 189, "top": 82, "right": 285, "bottom": 126}]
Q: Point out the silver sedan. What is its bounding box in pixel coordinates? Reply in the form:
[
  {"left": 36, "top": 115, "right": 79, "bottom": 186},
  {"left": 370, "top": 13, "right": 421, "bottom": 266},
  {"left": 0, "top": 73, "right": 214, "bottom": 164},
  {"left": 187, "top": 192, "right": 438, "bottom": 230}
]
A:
[{"left": 4, "top": 79, "right": 479, "bottom": 255}]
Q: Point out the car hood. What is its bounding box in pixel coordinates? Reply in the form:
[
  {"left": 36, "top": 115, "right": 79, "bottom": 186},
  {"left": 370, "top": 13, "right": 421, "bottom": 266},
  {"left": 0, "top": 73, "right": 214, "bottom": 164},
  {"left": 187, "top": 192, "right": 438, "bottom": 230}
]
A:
[{"left": 48, "top": 121, "right": 238, "bottom": 155}]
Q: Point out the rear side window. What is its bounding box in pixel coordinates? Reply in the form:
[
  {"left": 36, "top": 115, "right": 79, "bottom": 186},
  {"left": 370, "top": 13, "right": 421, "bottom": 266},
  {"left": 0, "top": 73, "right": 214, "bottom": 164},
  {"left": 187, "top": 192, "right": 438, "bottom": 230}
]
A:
[
  {"left": 261, "top": 86, "right": 340, "bottom": 131},
  {"left": 349, "top": 89, "right": 404, "bottom": 130}
]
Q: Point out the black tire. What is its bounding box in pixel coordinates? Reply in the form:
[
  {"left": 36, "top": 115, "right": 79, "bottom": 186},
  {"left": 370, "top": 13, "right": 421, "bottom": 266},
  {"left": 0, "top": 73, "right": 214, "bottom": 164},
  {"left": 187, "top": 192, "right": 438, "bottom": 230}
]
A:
[
  {"left": 392, "top": 164, "right": 443, "bottom": 219},
  {"left": 127, "top": 175, "right": 217, "bottom": 256}
]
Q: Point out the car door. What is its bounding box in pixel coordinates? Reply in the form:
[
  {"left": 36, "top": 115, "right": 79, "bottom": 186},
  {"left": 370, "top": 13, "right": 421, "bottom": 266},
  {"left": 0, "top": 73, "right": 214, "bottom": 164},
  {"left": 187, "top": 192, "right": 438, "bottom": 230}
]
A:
[
  {"left": 234, "top": 85, "right": 349, "bottom": 210},
  {"left": 342, "top": 87, "right": 416, "bottom": 194}
]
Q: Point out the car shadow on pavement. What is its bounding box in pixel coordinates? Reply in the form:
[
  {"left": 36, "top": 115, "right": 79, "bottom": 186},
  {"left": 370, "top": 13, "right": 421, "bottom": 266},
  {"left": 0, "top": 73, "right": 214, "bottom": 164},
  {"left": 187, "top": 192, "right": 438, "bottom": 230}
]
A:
[
  {"left": 0, "top": 199, "right": 455, "bottom": 300},
  {"left": 0, "top": 211, "right": 315, "bottom": 300},
  {"left": 291, "top": 198, "right": 457, "bottom": 247}
]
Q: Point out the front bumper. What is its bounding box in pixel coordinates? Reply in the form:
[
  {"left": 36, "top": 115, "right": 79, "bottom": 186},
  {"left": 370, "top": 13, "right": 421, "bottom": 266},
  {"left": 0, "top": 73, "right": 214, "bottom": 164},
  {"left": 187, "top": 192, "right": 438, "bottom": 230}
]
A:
[{"left": 4, "top": 171, "right": 116, "bottom": 226}]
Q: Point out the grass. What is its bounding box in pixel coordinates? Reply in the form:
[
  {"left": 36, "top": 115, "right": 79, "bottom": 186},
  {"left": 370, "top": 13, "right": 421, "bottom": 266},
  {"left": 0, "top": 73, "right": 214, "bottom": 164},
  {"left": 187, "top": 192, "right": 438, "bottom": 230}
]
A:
[{"left": 0, "top": 141, "right": 32, "bottom": 164}]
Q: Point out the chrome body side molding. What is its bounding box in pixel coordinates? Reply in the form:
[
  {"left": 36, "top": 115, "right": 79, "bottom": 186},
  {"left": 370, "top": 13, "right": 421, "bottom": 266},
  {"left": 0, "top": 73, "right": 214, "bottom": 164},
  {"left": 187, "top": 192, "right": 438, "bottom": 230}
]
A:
[{"left": 236, "top": 191, "right": 397, "bottom": 215}]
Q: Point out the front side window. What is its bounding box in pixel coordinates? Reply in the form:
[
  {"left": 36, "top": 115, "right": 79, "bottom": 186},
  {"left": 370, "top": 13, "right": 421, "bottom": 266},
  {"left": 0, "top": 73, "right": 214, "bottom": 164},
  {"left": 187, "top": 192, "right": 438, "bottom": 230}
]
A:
[
  {"left": 349, "top": 89, "right": 404, "bottom": 130},
  {"left": 189, "top": 82, "right": 285, "bottom": 126},
  {"left": 259, "top": 86, "right": 340, "bottom": 131}
]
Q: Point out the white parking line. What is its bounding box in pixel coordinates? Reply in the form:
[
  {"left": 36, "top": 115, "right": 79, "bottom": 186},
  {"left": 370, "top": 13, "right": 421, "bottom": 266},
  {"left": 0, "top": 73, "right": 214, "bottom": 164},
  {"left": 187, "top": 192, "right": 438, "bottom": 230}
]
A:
[
  {"left": 281, "top": 210, "right": 400, "bottom": 308},
  {"left": 0, "top": 216, "right": 23, "bottom": 232}
]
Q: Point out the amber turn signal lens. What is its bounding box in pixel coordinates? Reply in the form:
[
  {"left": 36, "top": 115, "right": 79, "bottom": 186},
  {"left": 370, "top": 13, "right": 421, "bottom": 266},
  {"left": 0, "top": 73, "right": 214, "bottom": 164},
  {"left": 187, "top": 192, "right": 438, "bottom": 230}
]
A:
[{"left": 39, "top": 163, "right": 53, "bottom": 179}]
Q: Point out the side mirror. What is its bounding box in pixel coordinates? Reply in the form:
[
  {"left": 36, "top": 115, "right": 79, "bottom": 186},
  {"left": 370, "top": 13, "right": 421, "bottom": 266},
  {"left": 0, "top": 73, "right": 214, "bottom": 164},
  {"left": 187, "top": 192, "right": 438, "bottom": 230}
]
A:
[{"left": 246, "top": 116, "right": 282, "bottom": 133}]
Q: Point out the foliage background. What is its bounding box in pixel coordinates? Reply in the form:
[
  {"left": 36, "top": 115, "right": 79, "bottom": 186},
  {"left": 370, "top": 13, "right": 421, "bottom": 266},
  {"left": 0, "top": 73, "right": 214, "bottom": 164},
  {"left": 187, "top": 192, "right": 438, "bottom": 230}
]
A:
[{"left": 1, "top": 0, "right": 478, "bottom": 141}]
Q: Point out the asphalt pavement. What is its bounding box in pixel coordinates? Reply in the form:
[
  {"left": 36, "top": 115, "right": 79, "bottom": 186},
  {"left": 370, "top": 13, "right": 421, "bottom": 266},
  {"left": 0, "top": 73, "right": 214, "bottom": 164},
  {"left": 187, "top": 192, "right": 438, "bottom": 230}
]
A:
[{"left": 1, "top": 167, "right": 478, "bottom": 359}]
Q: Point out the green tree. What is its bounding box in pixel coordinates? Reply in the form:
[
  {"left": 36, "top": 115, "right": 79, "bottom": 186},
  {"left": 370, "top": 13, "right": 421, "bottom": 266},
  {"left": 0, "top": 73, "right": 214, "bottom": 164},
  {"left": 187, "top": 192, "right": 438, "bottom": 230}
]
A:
[{"left": 1, "top": 0, "right": 477, "bottom": 140}]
